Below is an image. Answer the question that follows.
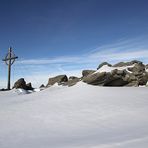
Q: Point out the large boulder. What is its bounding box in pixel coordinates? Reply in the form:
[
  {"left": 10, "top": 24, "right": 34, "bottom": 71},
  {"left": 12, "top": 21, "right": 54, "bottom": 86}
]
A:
[
  {"left": 83, "top": 70, "right": 129, "bottom": 86},
  {"left": 13, "top": 78, "right": 34, "bottom": 90},
  {"left": 47, "top": 75, "right": 68, "bottom": 86},
  {"left": 97, "top": 62, "right": 112, "bottom": 70},
  {"left": 13, "top": 78, "right": 27, "bottom": 89},
  {"left": 26, "top": 83, "right": 34, "bottom": 90},
  {"left": 82, "top": 70, "right": 95, "bottom": 77},
  {"left": 83, "top": 72, "right": 110, "bottom": 85}
]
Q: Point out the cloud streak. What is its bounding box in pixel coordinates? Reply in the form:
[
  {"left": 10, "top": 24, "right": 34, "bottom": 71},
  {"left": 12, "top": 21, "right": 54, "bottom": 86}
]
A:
[
  {"left": 17, "top": 49, "right": 148, "bottom": 66},
  {"left": 15, "top": 36, "right": 148, "bottom": 67}
]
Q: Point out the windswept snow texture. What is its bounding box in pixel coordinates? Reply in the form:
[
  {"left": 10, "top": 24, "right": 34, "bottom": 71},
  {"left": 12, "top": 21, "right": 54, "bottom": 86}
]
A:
[{"left": 0, "top": 83, "right": 148, "bottom": 148}]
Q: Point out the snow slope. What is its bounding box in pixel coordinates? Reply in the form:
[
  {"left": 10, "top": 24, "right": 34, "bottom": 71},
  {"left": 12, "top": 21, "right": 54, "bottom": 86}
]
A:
[{"left": 0, "top": 83, "right": 148, "bottom": 148}]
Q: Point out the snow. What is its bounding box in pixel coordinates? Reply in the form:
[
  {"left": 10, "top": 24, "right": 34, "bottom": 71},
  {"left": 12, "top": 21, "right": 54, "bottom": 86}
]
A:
[
  {"left": 0, "top": 82, "right": 148, "bottom": 148},
  {"left": 95, "top": 64, "right": 135, "bottom": 73},
  {"left": 13, "top": 88, "right": 42, "bottom": 95}
]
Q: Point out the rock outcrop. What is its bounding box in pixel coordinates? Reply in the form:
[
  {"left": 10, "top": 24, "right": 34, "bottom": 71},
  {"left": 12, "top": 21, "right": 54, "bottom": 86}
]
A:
[
  {"left": 113, "top": 60, "right": 142, "bottom": 67},
  {"left": 13, "top": 78, "right": 34, "bottom": 90},
  {"left": 83, "top": 61, "right": 148, "bottom": 86},
  {"left": 47, "top": 75, "right": 81, "bottom": 87},
  {"left": 44, "top": 61, "right": 148, "bottom": 87},
  {"left": 83, "top": 71, "right": 128, "bottom": 86},
  {"left": 47, "top": 75, "right": 68, "bottom": 86}
]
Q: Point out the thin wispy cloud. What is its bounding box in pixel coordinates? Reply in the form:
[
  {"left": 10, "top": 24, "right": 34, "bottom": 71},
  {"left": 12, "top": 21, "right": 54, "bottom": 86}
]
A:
[
  {"left": 16, "top": 49, "right": 148, "bottom": 66},
  {"left": 18, "top": 57, "right": 80, "bottom": 65},
  {"left": 17, "top": 36, "right": 148, "bottom": 66}
]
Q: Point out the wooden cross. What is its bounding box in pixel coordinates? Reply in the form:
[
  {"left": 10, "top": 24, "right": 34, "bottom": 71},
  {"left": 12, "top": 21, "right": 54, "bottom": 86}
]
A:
[{"left": 2, "top": 47, "right": 18, "bottom": 90}]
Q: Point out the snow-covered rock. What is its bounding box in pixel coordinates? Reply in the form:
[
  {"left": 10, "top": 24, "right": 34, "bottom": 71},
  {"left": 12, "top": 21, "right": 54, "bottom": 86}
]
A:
[{"left": 83, "top": 61, "right": 148, "bottom": 86}]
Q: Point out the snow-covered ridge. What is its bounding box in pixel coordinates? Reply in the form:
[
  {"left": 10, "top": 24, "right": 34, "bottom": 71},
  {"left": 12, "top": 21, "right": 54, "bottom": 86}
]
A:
[
  {"left": 82, "top": 61, "right": 148, "bottom": 86},
  {"left": 6, "top": 60, "right": 147, "bottom": 90},
  {"left": 94, "top": 64, "right": 135, "bottom": 73}
]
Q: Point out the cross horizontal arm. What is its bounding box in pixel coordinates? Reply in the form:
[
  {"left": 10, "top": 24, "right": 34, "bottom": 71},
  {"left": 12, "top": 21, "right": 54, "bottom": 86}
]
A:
[{"left": 2, "top": 56, "right": 18, "bottom": 61}]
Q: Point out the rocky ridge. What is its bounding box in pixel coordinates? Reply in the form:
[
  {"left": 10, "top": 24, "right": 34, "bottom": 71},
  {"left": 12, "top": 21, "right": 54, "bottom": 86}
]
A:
[{"left": 13, "top": 60, "right": 148, "bottom": 90}]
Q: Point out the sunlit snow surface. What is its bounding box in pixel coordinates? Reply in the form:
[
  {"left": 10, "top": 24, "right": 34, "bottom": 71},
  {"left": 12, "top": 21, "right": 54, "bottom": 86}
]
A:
[{"left": 0, "top": 82, "right": 148, "bottom": 148}]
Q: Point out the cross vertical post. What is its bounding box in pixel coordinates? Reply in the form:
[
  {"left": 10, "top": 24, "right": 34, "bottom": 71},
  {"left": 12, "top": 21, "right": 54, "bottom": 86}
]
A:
[
  {"left": 7, "top": 48, "right": 11, "bottom": 90},
  {"left": 2, "top": 47, "right": 18, "bottom": 90}
]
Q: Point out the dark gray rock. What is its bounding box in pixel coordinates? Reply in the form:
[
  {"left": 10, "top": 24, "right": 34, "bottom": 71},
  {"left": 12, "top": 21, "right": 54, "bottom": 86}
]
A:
[
  {"left": 13, "top": 78, "right": 34, "bottom": 90},
  {"left": 26, "top": 83, "right": 34, "bottom": 90},
  {"left": 83, "top": 72, "right": 109, "bottom": 85},
  {"left": 82, "top": 70, "right": 95, "bottom": 77},
  {"left": 83, "top": 67, "right": 130, "bottom": 86},
  {"left": 13, "top": 78, "right": 27, "bottom": 89},
  {"left": 104, "top": 77, "right": 128, "bottom": 86},
  {"left": 40, "top": 84, "right": 45, "bottom": 88},
  {"left": 47, "top": 75, "right": 68, "bottom": 86},
  {"left": 97, "top": 62, "right": 112, "bottom": 70}
]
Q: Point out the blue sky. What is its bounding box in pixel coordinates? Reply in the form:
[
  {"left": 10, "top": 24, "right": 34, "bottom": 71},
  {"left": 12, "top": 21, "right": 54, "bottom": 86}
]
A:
[{"left": 0, "top": 0, "right": 148, "bottom": 88}]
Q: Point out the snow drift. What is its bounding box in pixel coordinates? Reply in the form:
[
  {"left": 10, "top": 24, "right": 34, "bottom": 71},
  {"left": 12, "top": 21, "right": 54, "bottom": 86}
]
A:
[{"left": 0, "top": 82, "right": 148, "bottom": 148}]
